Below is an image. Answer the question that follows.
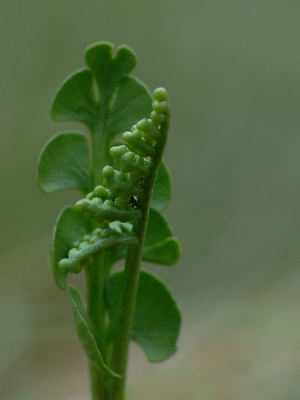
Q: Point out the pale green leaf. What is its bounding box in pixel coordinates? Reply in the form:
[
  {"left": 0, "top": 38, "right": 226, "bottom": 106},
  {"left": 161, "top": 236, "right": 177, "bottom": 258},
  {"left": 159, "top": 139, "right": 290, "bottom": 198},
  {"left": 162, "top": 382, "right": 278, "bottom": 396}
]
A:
[
  {"left": 37, "top": 131, "right": 91, "bottom": 195},
  {"left": 145, "top": 209, "right": 172, "bottom": 246},
  {"left": 107, "top": 76, "right": 152, "bottom": 140},
  {"left": 143, "top": 209, "right": 181, "bottom": 266},
  {"left": 50, "top": 207, "right": 92, "bottom": 290},
  {"left": 143, "top": 237, "right": 181, "bottom": 265},
  {"left": 151, "top": 160, "right": 172, "bottom": 211},
  {"left": 84, "top": 42, "right": 136, "bottom": 95},
  {"left": 51, "top": 42, "right": 151, "bottom": 147},
  {"left": 68, "top": 286, "right": 120, "bottom": 378},
  {"left": 106, "top": 270, "right": 181, "bottom": 362},
  {"left": 51, "top": 69, "right": 97, "bottom": 130}
]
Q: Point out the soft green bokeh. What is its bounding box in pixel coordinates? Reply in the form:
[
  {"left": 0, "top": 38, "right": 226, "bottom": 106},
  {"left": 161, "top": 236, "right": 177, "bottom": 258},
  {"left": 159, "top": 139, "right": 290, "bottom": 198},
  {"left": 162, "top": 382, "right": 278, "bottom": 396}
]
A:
[{"left": 1, "top": 1, "right": 300, "bottom": 399}]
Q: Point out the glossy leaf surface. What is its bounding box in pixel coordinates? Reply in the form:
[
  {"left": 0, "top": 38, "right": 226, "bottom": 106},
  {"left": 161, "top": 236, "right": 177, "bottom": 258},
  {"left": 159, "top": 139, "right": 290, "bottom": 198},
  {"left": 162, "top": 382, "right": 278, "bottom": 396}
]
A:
[
  {"left": 50, "top": 207, "right": 92, "bottom": 289},
  {"left": 151, "top": 160, "right": 172, "bottom": 211},
  {"left": 143, "top": 209, "right": 180, "bottom": 265},
  {"left": 69, "top": 285, "right": 120, "bottom": 378},
  {"left": 106, "top": 270, "right": 181, "bottom": 362},
  {"left": 37, "top": 131, "right": 90, "bottom": 194}
]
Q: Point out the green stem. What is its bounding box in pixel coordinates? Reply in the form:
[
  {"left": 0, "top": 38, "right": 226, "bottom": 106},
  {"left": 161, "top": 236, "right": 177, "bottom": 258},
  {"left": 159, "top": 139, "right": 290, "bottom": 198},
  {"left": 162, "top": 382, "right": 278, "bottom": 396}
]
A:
[
  {"left": 85, "top": 256, "right": 107, "bottom": 355},
  {"left": 85, "top": 256, "right": 108, "bottom": 399},
  {"left": 108, "top": 113, "right": 170, "bottom": 400},
  {"left": 89, "top": 364, "right": 107, "bottom": 400},
  {"left": 92, "top": 127, "right": 108, "bottom": 188},
  {"left": 107, "top": 211, "right": 149, "bottom": 400},
  {"left": 92, "top": 126, "right": 108, "bottom": 186},
  {"left": 87, "top": 98, "right": 111, "bottom": 399},
  {"left": 92, "top": 98, "right": 110, "bottom": 186}
]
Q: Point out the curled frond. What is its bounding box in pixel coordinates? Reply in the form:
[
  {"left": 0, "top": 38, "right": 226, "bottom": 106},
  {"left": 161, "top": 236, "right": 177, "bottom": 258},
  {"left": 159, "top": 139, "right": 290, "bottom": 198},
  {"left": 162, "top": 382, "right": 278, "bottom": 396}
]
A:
[
  {"left": 75, "top": 87, "right": 170, "bottom": 225},
  {"left": 59, "top": 226, "right": 138, "bottom": 274}
]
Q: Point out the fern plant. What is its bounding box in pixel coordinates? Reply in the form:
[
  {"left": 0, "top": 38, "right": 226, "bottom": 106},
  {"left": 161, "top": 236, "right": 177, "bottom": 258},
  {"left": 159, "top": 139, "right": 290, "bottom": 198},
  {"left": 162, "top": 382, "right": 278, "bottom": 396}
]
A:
[{"left": 37, "top": 41, "right": 181, "bottom": 400}]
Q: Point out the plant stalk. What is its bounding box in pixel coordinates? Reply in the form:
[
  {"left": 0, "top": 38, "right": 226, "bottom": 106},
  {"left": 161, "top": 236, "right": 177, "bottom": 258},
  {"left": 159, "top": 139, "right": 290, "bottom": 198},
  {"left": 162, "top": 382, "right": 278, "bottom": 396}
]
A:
[
  {"left": 91, "top": 127, "right": 108, "bottom": 187},
  {"left": 107, "top": 113, "right": 170, "bottom": 400},
  {"left": 107, "top": 208, "right": 149, "bottom": 400},
  {"left": 85, "top": 256, "right": 108, "bottom": 399},
  {"left": 87, "top": 98, "right": 111, "bottom": 399}
]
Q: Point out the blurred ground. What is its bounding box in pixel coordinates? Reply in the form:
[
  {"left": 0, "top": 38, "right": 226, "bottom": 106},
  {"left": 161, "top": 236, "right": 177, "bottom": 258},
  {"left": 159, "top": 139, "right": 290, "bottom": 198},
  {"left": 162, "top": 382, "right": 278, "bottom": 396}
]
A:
[{"left": 1, "top": 1, "right": 300, "bottom": 399}]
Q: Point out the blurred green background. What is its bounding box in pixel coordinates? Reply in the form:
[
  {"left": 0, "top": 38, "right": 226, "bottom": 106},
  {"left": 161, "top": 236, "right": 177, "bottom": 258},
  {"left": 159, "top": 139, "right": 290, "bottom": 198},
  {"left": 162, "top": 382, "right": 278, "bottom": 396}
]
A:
[{"left": 1, "top": 1, "right": 300, "bottom": 399}]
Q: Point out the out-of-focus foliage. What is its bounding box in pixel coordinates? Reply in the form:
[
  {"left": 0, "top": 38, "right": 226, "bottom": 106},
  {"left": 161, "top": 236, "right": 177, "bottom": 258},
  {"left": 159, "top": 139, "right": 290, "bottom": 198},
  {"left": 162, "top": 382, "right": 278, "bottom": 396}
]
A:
[{"left": 1, "top": 1, "right": 300, "bottom": 399}]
